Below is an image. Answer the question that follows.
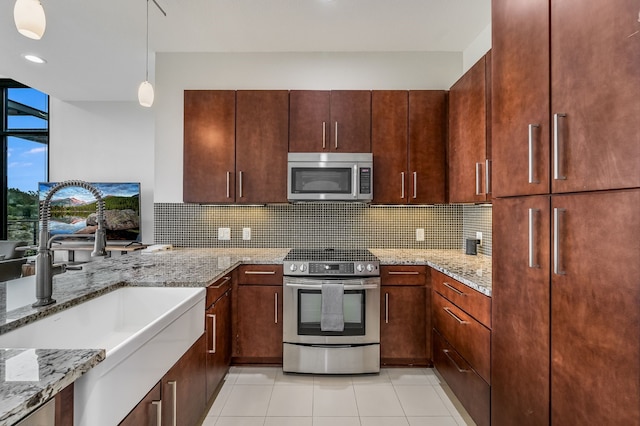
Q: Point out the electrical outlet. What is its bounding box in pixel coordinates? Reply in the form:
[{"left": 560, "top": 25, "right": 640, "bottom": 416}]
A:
[
  {"left": 218, "top": 227, "right": 231, "bottom": 240},
  {"left": 242, "top": 227, "right": 251, "bottom": 240},
  {"left": 416, "top": 228, "right": 425, "bottom": 241},
  {"left": 476, "top": 231, "right": 483, "bottom": 246}
]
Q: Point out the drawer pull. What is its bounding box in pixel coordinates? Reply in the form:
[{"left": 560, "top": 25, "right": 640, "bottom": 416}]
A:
[
  {"left": 443, "top": 349, "right": 469, "bottom": 373},
  {"left": 443, "top": 282, "right": 465, "bottom": 296},
  {"left": 388, "top": 271, "right": 420, "bottom": 275},
  {"left": 244, "top": 270, "right": 276, "bottom": 275},
  {"left": 443, "top": 307, "right": 469, "bottom": 325},
  {"left": 210, "top": 276, "right": 231, "bottom": 288}
]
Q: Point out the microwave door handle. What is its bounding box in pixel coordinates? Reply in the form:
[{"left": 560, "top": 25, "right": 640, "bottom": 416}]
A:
[{"left": 353, "top": 165, "right": 358, "bottom": 199}]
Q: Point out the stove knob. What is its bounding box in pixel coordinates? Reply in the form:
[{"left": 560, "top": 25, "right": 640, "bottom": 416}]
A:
[
  {"left": 289, "top": 264, "right": 297, "bottom": 272},
  {"left": 299, "top": 264, "right": 306, "bottom": 272},
  {"left": 366, "top": 264, "right": 375, "bottom": 272},
  {"left": 356, "top": 264, "right": 364, "bottom": 272}
]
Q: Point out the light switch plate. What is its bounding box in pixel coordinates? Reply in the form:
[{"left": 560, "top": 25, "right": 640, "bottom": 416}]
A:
[
  {"left": 242, "top": 227, "right": 251, "bottom": 240},
  {"left": 218, "top": 227, "right": 231, "bottom": 240},
  {"left": 476, "top": 231, "right": 483, "bottom": 246},
  {"left": 416, "top": 228, "right": 425, "bottom": 241}
]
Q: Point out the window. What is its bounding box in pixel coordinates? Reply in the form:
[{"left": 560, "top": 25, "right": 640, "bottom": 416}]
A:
[{"left": 1, "top": 79, "right": 49, "bottom": 243}]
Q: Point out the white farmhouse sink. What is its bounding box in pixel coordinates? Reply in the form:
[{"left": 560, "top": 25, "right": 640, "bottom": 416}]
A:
[{"left": 0, "top": 286, "right": 206, "bottom": 426}]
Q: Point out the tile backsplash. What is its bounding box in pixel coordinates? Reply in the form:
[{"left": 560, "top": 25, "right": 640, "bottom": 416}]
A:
[{"left": 154, "top": 203, "right": 492, "bottom": 255}]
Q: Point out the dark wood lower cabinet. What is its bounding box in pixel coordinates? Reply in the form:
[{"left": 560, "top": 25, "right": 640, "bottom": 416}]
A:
[
  {"left": 206, "top": 288, "right": 232, "bottom": 401},
  {"left": 433, "top": 329, "right": 489, "bottom": 426},
  {"left": 161, "top": 335, "right": 207, "bottom": 426},
  {"left": 54, "top": 385, "right": 74, "bottom": 426}
]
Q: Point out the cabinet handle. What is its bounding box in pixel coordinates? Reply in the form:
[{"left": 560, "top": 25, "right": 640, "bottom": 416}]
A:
[
  {"left": 238, "top": 171, "right": 244, "bottom": 198},
  {"left": 207, "top": 313, "right": 216, "bottom": 354},
  {"left": 384, "top": 293, "right": 389, "bottom": 324},
  {"left": 322, "top": 121, "right": 326, "bottom": 149},
  {"left": 443, "top": 282, "right": 465, "bottom": 296},
  {"left": 335, "top": 122, "right": 338, "bottom": 149},
  {"left": 151, "top": 400, "right": 162, "bottom": 426},
  {"left": 388, "top": 271, "right": 420, "bottom": 275},
  {"left": 443, "top": 307, "right": 468, "bottom": 325},
  {"left": 528, "top": 208, "right": 540, "bottom": 268},
  {"left": 413, "top": 172, "right": 417, "bottom": 199},
  {"left": 443, "top": 349, "right": 469, "bottom": 373},
  {"left": 553, "top": 207, "right": 566, "bottom": 275},
  {"left": 485, "top": 159, "right": 491, "bottom": 195},
  {"left": 475, "top": 162, "right": 483, "bottom": 195},
  {"left": 210, "top": 276, "right": 231, "bottom": 288},
  {"left": 244, "top": 270, "right": 276, "bottom": 275},
  {"left": 274, "top": 292, "right": 278, "bottom": 324},
  {"left": 226, "top": 171, "right": 231, "bottom": 199},
  {"left": 528, "top": 124, "right": 540, "bottom": 184},
  {"left": 168, "top": 380, "right": 177, "bottom": 426},
  {"left": 401, "top": 172, "right": 405, "bottom": 199},
  {"left": 553, "top": 113, "right": 567, "bottom": 180}
]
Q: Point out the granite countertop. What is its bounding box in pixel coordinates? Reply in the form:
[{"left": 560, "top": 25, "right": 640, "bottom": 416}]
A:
[
  {"left": 370, "top": 249, "right": 492, "bottom": 297},
  {"left": 0, "top": 247, "right": 489, "bottom": 425}
]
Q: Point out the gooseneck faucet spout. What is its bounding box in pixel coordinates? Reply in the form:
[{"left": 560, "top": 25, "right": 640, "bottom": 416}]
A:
[{"left": 33, "top": 180, "right": 108, "bottom": 307}]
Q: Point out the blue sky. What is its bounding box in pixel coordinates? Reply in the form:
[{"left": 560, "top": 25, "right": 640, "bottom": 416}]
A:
[{"left": 6, "top": 88, "right": 49, "bottom": 193}]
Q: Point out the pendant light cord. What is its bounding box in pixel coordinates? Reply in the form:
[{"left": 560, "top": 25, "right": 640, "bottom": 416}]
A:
[{"left": 145, "top": 0, "right": 149, "bottom": 81}]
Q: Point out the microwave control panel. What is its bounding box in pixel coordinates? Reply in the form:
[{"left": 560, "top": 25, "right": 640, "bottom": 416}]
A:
[{"left": 359, "top": 167, "right": 371, "bottom": 194}]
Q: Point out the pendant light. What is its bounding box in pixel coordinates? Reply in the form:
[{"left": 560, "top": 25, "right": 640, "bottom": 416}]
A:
[
  {"left": 14, "top": 0, "right": 46, "bottom": 40},
  {"left": 138, "top": 0, "right": 154, "bottom": 107}
]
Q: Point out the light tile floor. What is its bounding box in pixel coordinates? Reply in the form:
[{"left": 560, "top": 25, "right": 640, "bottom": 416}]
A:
[{"left": 202, "top": 367, "right": 476, "bottom": 426}]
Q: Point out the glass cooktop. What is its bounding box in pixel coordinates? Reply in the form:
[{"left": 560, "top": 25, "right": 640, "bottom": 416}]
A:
[{"left": 284, "top": 248, "right": 378, "bottom": 262}]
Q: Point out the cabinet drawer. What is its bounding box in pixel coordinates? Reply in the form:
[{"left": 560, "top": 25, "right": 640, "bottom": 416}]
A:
[
  {"left": 237, "top": 265, "right": 283, "bottom": 285},
  {"left": 433, "top": 329, "right": 489, "bottom": 426},
  {"left": 206, "top": 274, "right": 232, "bottom": 307},
  {"left": 381, "top": 265, "right": 427, "bottom": 285},
  {"left": 433, "top": 292, "right": 490, "bottom": 383},
  {"left": 432, "top": 269, "right": 491, "bottom": 328}
]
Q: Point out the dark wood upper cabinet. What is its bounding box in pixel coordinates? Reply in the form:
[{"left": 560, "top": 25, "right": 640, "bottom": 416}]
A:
[
  {"left": 492, "top": 0, "right": 639, "bottom": 197},
  {"left": 290, "top": 90, "right": 371, "bottom": 152},
  {"left": 183, "top": 90, "right": 236, "bottom": 203},
  {"left": 372, "top": 90, "right": 446, "bottom": 204},
  {"left": 409, "top": 91, "right": 447, "bottom": 204},
  {"left": 235, "top": 90, "right": 289, "bottom": 203},
  {"left": 448, "top": 54, "right": 490, "bottom": 203}
]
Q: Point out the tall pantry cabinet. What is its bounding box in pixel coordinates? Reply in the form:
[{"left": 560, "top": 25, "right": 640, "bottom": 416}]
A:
[{"left": 491, "top": 0, "right": 640, "bottom": 425}]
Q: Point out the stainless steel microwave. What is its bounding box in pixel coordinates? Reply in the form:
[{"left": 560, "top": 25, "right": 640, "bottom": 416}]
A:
[{"left": 287, "top": 153, "right": 373, "bottom": 202}]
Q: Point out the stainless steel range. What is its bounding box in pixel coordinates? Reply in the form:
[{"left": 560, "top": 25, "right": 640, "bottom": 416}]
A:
[{"left": 283, "top": 248, "right": 380, "bottom": 374}]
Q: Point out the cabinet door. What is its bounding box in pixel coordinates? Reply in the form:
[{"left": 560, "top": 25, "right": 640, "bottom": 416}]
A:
[
  {"left": 409, "top": 91, "right": 447, "bottom": 204},
  {"left": 236, "top": 90, "right": 289, "bottom": 203},
  {"left": 289, "top": 90, "right": 331, "bottom": 152},
  {"left": 329, "top": 90, "right": 372, "bottom": 152},
  {"left": 551, "top": 190, "right": 640, "bottom": 425},
  {"left": 162, "top": 336, "right": 206, "bottom": 426},
  {"left": 205, "top": 289, "right": 231, "bottom": 402},
  {"left": 380, "top": 285, "right": 428, "bottom": 365},
  {"left": 118, "top": 382, "right": 161, "bottom": 426},
  {"left": 491, "top": 0, "right": 550, "bottom": 197},
  {"left": 492, "top": 195, "right": 551, "bottom": 426},
  {"left": 235, "top": 285, "right": 283, "bottom": 362},
  {"left": 550, "top": 1, "right": 640, "bottom": 193},
  {"left": 448, "top": 57, "right": 488, "bottom": 203},
  {"left": 372, "top": 90, "right": 408, "bottom": 204},
  {"left": 183, "top": 90, "right": 236, "bottom": 203}
]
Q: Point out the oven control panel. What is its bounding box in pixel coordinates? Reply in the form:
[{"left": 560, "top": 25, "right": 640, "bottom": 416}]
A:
[{"left": 284, "top": 261, "right": 380, "bottom": 277}]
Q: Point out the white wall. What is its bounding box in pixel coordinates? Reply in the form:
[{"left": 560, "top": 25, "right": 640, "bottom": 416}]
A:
[
  {"left": 49, "top": 99, "right": 155, "bottom": 242},
  {"left": 462, "top": 24, "right": 492, "bottom": 73},
  {"left": 154, "top": 51, "right": 463, "bottom": 203}
]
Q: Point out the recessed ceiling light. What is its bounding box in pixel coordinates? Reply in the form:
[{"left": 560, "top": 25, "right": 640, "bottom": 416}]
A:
[{"left": 23, "top": 54, "right": 46, "bottom": 64}]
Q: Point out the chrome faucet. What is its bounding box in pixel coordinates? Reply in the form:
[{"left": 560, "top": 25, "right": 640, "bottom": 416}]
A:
[{"left": 33, "top": 180, "right": 107, "bottom": 307}]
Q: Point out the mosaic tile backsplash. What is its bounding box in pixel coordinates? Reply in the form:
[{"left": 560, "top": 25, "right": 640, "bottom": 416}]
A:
[{"left": 154, "top": 203, "right": 492, "bottom": 255}]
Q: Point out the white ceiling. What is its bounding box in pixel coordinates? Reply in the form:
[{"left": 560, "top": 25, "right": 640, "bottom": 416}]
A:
[{"left": 0, "top": 0, "right": 491, "bottom": 102}]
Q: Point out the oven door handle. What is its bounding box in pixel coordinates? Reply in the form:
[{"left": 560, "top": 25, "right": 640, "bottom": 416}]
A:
[{"left": 284, "top": 282, "right": 379, "bottom": 291}]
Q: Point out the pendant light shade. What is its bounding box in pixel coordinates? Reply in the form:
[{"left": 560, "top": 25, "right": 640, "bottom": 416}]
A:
[
  {"left": 14, "top": 0, "right": 46, "bottom": 40},
  {"left": 138, "top": 81, "right": 155, "bottom": 108}
]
